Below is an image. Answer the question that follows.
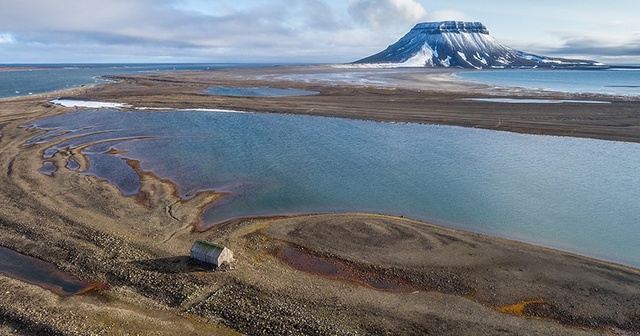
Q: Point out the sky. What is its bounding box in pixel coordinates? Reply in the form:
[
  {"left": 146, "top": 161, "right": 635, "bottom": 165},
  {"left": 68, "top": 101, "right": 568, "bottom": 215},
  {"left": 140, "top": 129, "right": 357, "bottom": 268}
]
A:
[{"left": 0, "top": 0, "right": 639, "bottom": 64}]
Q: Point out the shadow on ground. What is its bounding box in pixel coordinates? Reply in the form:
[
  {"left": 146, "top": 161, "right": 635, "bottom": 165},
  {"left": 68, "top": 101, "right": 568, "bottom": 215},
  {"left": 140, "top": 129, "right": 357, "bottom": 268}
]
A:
[{"left": 130, "top": 256, "right": 215, "bottom": 274}]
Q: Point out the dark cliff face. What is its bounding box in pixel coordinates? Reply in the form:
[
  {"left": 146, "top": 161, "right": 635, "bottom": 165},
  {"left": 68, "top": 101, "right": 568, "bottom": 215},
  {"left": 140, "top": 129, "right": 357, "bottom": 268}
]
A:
[
  {"left": 414, "top": 21, "right": 490, "bottom": 34},
  {"left": 354, "top": 21, "right": 604, "bottom": 69}
]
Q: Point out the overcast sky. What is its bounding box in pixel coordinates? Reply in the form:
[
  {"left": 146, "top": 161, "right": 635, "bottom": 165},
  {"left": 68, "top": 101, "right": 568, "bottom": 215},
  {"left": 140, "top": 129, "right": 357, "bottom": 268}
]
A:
[{"left": 0, "top": 0, "right": 638, "bottom": 64}]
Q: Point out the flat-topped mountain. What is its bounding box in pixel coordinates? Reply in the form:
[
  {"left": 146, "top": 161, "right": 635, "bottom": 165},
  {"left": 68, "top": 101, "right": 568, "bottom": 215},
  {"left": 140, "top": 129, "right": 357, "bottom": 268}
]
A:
[{"left": 354, "top": 21, "right": 605, "bottom": 69}]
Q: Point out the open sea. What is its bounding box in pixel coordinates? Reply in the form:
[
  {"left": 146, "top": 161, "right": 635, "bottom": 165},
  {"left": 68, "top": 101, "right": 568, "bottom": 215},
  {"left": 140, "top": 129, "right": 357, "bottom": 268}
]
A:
[
  {"left": 457, "top": 68, "right": 640, "bottom": 97},
  {"left": 0, "top": 63, "right": 279, "bottom": 99},
  {"left": 5, "top": 64, "right": 640, "bottom": 269}
]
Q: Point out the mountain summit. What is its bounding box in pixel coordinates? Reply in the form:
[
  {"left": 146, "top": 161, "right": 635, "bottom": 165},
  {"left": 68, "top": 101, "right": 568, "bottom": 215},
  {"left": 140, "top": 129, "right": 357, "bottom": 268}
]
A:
[{"left": 354, "top": 21, "right": 604, "bottom": 69}]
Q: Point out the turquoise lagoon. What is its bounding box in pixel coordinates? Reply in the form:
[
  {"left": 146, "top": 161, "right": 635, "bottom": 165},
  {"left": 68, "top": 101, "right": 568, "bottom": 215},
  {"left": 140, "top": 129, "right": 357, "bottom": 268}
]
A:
[{"left": 24, "top": 109, "right": 640, "bottom": 268}]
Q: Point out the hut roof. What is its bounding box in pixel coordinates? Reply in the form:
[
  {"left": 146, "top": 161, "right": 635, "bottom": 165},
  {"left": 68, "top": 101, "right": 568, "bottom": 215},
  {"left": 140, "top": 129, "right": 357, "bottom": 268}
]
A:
[
  {"left": 191, "top": 240, "right": 225, "bottom": 255},
  {"left": 193, "top": 240, "right": 224, "bottom": 250}
]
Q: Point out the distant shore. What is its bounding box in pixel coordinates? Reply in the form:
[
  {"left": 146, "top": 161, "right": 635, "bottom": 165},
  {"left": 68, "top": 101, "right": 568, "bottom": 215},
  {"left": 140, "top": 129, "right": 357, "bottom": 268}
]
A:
[
  {"left": 0, "top": 66, "right": 51, "bottom": 72},
  {"left": 1, "top": 65, "right": 639, "bottom": 335},
  {"left": 85, "top": 65, "right": 640, "bottom": 143}
]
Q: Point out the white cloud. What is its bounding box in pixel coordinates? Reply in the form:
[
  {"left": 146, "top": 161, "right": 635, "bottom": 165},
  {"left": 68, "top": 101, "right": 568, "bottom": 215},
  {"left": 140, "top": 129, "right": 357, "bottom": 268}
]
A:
[
  {"left": 427, "top": 9, "right": 470, "bottom": 22},
  {"left": 1, "top": 0, "right": 636, "bottom": 64},
  {"left": 0, "top": 0, "right": 368, "bottom": 63},
  {"left": 0, "top": 33, "right": 15, "bottom": 44},
  {"left": 348, "top": 0, "right": 428, "bottom": 31}
]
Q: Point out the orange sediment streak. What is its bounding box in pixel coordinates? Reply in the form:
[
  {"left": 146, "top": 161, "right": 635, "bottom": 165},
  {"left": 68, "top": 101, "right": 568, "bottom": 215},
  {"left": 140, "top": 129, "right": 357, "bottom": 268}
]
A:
[
  {"left": 498, "top": 299, "right": 546, "bottom": 316},
  {"left": 74, "top": 282, "right": 110, "bottom": 295}
]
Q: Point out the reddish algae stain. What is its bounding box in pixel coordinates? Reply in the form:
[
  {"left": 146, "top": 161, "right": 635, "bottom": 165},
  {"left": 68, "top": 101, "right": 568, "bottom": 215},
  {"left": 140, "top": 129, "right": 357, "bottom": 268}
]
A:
[{"left": 279, "top": 245, "right": 409, "bottom": 291}]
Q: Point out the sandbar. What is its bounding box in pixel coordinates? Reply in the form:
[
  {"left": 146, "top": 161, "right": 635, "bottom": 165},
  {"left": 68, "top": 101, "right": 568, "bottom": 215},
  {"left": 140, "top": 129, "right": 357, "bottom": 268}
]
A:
[{"left": 87, "top": 65, "right": 640, "bottom": 143}]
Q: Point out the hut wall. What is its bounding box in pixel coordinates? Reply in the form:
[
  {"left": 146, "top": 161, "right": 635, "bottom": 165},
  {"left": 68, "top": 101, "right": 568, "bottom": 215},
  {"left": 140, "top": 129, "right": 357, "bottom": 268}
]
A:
[
  {"left": 218, "top": 248, "right": 234, "bottom": 265},
  {"left": 190, "top": 241, "right": 233, "bottom": 267}
]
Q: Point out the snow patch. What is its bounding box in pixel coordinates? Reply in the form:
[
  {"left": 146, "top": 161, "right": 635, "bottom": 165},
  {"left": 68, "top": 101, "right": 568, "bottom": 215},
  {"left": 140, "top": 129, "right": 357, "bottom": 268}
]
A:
[
  {"left": 51, "top": 99, "right": 132, "bottom": 109},
  {"left": 440, "top": 56, "right": 452, "bottom": 67},
  {"left": 401, "top": 45, "right": 435, "bottom": 67},
  {"left": 51, "top": 99, "right": 254, "bottom": 114}
]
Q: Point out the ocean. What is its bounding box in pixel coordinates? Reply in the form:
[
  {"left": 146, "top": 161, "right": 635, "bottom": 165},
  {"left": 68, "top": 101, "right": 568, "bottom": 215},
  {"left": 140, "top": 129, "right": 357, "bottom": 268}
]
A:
[
  {"left": 0, "top": 63, "right": 278, "bottom": 99},
  {"left": 456, "top": 68, "right": 640, "bottom": 97},
  {"left": 3, "top": 64, "right": 640, "bottom": 99}
]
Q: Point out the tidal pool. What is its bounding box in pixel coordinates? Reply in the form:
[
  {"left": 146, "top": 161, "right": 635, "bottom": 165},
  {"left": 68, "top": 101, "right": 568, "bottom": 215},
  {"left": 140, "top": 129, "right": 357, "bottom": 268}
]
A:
[
  {"left": 23, "top": 109, "right": 640, "bottom": 267},
  {"left": 0, "top": 246, "right": 98, "bottom": 295}
]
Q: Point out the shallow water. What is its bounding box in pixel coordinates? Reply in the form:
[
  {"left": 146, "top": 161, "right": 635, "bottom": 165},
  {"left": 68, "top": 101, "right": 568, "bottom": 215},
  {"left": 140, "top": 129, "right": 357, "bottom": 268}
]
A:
[
  {"left": 0, "top": 246, "right": 89, "bottom": 295},
  {"left": 23, "top": 109, "right": 640, "bottom": 268}
]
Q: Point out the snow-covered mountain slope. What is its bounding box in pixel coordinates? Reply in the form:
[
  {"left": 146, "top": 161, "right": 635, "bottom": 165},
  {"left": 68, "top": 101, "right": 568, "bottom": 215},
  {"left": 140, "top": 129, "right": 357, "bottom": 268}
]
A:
[{"left": 354, "top": 21, "right": 605, "bottom": 69}]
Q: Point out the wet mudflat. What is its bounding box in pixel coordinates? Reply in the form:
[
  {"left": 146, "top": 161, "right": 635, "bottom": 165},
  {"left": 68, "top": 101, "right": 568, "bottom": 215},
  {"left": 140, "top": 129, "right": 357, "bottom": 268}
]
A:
[{"left": 278, "top": 245, "right": 412, "bottom": 291}]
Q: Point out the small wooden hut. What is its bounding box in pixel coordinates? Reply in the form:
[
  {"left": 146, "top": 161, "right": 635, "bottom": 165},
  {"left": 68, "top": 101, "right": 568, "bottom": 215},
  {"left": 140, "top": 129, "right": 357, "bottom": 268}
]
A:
[{"left": 190, "top": 240, "right": 234, "bottom": 267}]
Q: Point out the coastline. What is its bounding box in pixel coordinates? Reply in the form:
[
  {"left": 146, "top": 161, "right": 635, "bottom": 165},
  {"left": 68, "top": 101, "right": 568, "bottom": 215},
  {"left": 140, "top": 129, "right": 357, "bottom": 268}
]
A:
[
  {"left": 0, "top": 82, "right": 103, "bottom": 103},
  {"left": 0, "top": 66, "right": 51, "bottom": 72},
  {"left": 1, "top": 65, "right": 639, "bottom": 335}
]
